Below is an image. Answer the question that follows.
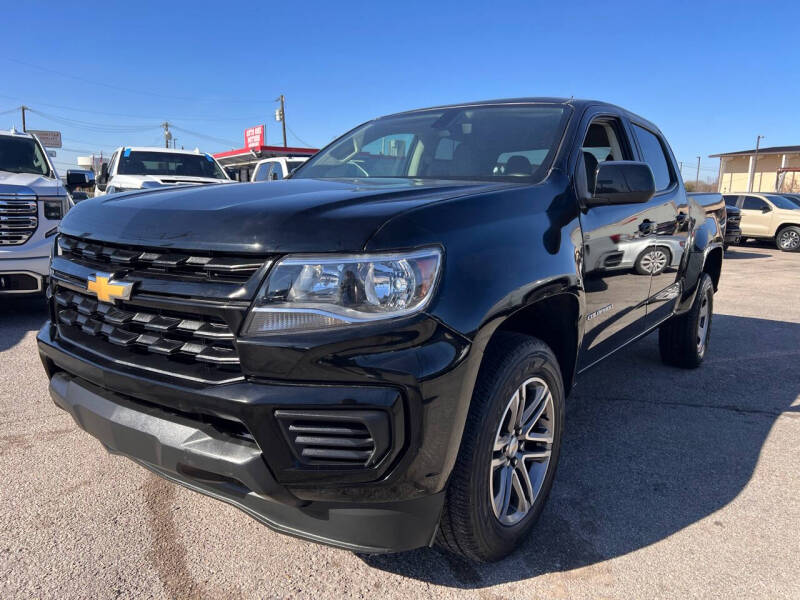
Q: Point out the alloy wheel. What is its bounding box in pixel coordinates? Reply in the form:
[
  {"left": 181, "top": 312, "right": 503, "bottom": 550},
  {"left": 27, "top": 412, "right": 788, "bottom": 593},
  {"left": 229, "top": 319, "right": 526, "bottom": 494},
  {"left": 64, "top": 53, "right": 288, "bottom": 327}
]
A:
[
  {"left": 697, "top": 291, "right": 710, "bottom": 354},
  {"left": 490, "top": 377, "right": 554, "bottom": 526},
  {"left": 640, "top": 249, "right": 668, "bottom": 274},
  {"left": 779, "top": 229, "right": 800, "bottom": 250}
]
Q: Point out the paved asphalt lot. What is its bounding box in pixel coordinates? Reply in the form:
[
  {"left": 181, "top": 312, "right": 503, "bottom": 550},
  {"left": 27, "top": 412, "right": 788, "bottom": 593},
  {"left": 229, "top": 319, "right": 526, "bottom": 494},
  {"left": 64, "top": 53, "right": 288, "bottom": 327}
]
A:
[{"left": 1, "top": 243, "right": 798, "bottom": 599}]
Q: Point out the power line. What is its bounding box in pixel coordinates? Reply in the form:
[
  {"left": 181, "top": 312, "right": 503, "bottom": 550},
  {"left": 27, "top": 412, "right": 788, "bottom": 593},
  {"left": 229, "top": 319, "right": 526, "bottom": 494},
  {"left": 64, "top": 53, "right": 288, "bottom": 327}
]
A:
[
  {"left": 5, "top": 57, "right": 196, "bottom": 102},
  {"left": 27, "top": 108, "right": 159, "bottom": 134},
  {"left": 4, "top": 57, "right": 286, "bottom": 107},
  {"left": 0, "top": 93, "right": 266, "bottom": 123},
  {"left": 169, "top": 125, "right": 238, "bottom": 148},
  {"left": 286, "top": 124, "right": 315, "bottom": 148}
]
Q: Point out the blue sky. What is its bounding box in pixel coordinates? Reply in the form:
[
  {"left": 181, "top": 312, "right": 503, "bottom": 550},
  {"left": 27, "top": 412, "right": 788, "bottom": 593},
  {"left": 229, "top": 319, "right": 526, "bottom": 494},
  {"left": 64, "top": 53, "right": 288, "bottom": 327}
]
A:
[{"left": 2, "top": 0, "right": 798, "bottom": 181}]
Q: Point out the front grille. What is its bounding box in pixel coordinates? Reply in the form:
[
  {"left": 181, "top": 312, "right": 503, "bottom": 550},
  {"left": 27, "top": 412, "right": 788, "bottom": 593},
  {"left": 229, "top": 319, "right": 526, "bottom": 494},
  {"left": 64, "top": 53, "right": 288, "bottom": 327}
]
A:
[
  {"left": 275, "top": 409, "right": 390, "bottom": 467},
  {"left": 54, "top": 287, "right": 241, "bottom": 382},
  {"left": 57, "top": 235, "right": 263, "bottom": 283},
  {"left": 0, "top": 196, "right": 38, "bottom": 245}
]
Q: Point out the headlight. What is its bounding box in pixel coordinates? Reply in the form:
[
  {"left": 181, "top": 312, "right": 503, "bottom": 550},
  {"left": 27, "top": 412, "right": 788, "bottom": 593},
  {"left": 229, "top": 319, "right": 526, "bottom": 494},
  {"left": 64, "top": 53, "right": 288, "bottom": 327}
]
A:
[
  {"left": 106, "top": 185, "right": 135, "bottom": 194},
  {"left": 43, "top": 199, "right": 64, "bottom": 220},
  {"left": 242, "top": 248, "right": 442, "bottom": 335}
]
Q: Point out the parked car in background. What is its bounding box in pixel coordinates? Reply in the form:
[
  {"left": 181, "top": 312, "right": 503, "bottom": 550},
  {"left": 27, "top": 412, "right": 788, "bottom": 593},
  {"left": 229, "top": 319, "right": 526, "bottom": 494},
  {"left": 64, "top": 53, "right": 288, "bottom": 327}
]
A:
[
  {"left": 40, "top": 98, "right": 724, "bottom": 562},
  {"left": 722, "top": 193, "right": 800, "bottom": 251},
  {"left": 95, "top": 147, "right": 231, "bottom": 196},
  {"left": 250, "top": 156, "right": 308, "bottom": 182},
  {"left": 0, "top": 128, "right": 89, "bottom": 294}
]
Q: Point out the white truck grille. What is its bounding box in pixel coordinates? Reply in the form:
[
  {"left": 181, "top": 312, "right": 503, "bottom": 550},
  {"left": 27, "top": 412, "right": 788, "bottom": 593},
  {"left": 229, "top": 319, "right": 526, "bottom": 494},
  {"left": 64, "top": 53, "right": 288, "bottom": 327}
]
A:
[{"left": 0, "top": 194, "right": 38, "bottom": 245}]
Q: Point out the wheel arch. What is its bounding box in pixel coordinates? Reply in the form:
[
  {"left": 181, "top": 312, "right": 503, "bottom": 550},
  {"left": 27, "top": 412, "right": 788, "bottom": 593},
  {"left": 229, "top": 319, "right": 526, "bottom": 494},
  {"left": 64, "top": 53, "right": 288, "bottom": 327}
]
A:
[
  {"left": 702, "top": 246, "right": 723, "bottom": 290},
  {"left": 490, "top": 293, "right": 581, "bottom": 396}
]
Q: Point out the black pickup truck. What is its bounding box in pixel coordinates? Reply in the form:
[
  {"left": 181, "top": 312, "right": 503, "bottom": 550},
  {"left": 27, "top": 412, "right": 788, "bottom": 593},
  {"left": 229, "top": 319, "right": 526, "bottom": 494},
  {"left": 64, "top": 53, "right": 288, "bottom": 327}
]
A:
[{"left": 38, "top": 98, "right": 724, "bottom": 562}]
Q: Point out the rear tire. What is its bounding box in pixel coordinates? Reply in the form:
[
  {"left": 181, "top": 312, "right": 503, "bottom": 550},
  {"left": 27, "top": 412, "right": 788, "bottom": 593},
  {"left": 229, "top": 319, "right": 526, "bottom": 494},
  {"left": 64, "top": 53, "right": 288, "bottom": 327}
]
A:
[
  {"left": 776, "top": 226, "right": 800, "bottom": 252},
  {"left": 437, "top": 333, "right": 564, "bottom": 562},
  {"left": 659, "top": 273, "right": 713, "bottom": 368}
]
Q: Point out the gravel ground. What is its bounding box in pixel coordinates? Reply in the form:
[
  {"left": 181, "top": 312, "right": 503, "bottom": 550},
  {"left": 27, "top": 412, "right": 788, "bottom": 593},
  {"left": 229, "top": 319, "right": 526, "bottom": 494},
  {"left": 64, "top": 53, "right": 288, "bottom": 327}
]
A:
[{"left": 1, "top": 243, "right": 798, "bottom": 599}]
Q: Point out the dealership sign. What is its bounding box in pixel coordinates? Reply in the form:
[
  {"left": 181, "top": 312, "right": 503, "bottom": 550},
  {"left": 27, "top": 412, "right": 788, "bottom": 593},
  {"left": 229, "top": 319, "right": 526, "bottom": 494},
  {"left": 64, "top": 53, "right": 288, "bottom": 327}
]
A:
[
  {"left": 245, "top": 125, "right": 265, "bottom": 149},
  {"left": 30, "top": 130, "right": 62, "bottom": 148}
]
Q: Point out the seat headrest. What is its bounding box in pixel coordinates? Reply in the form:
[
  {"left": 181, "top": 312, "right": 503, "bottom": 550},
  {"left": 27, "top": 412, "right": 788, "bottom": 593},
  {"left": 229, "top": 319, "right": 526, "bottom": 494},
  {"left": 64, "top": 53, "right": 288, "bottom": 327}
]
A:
[{"left": 505, "top": 155, "right": 533, "bottom": 176}]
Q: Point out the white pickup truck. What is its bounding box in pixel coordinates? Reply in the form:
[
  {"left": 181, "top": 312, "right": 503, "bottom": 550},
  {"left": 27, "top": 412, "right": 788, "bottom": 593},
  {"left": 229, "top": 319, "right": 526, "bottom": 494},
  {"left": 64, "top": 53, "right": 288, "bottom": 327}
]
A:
[
  {"left": 250, "top": 156, "right": 308, "bottom": 182},
  {"left": 96, "top": 146, "right": 231, "bottom": 195},
  {"left": 0, "top": 128, "right": 90, "bottom": 294}
]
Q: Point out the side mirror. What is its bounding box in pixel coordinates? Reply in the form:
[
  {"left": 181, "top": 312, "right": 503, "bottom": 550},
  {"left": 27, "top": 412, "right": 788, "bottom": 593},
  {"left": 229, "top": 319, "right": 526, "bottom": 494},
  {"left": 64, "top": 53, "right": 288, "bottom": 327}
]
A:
[
  {"left": 761, "top": 205, "right": 771, "bottom": 213},
  {"left": 97, "top": 163, "right": 109, "bottom": 191},
  {"left": 585, "top": 161, "right": 655, "bottom": 207},
  {"left": 270, "top": 171, "right": 279, "bottom": 181},
  {"left": 65, "top": 169, "right": 95, "bottom": 191}
]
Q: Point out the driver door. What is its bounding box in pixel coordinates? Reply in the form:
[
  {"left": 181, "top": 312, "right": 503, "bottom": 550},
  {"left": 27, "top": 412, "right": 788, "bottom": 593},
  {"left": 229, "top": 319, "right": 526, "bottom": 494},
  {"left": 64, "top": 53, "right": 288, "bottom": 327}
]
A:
[{"left": 577, "top": 113, "right": 654, "bottom": 369}]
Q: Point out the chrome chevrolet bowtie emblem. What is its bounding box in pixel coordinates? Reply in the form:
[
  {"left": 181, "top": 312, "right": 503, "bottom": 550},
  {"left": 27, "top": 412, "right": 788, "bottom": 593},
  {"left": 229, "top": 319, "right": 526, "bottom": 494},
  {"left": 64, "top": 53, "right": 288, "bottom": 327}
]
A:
[{"left": 87, "top": 272, "right": 133, "bottom": 303}]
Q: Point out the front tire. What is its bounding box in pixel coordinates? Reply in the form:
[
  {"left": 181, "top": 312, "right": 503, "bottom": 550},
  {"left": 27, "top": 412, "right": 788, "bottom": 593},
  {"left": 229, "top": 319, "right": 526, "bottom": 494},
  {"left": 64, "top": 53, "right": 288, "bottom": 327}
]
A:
[
  {"left": 437, "top": 333, "right": 564, "bottom": 562},
  {"left": 776, "top": 226, "right": 800, "bottom": 252},
  {"left": 659, "top": 273, "right": 714, "bottom": 368}
]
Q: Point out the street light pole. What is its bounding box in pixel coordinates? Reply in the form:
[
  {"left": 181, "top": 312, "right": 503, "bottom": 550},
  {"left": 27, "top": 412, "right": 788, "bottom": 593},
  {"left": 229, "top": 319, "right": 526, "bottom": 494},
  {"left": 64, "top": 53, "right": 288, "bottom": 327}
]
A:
[
  {"left": 695, "top": 156, "right": 701, "bottom": 186},
  {"left": 749, "top": 135, "right": 764, "bottom": 192}
]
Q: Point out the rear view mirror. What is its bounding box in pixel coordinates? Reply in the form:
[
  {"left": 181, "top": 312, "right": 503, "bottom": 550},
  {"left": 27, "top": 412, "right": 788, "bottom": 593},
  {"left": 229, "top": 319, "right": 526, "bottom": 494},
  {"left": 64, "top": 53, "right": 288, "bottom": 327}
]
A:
[{"left": 586, "top": 161, "right": 656, "bottom": 207}]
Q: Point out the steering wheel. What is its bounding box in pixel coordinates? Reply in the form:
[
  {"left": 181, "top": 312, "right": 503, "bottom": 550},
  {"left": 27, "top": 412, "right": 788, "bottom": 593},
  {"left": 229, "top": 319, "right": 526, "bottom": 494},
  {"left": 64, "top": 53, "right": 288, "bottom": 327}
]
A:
[{"left": 346, "top": 160, "right": 369, "bottom": 177}]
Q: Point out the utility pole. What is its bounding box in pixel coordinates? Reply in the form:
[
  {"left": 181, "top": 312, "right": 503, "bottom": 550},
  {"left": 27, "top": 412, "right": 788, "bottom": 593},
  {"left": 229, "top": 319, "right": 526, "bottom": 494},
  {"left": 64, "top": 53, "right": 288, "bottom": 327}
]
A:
[
  {"left": 162, "top": 121, "right": 172, "bottom": 148},
  {"left": 749, "top": 135, "right": 764, "bottom": 192},
  {"left": 679, "top": 161, "right": 683, "bottom": 178},
  {"left": 275, "top": 95, "right": 287, "bottom": 147},
  {"left": 695, "top": 156, "right": 701, "bottom": 186},
  {"left": 20, "top": 105, "right": 28, "bottom": 131}
]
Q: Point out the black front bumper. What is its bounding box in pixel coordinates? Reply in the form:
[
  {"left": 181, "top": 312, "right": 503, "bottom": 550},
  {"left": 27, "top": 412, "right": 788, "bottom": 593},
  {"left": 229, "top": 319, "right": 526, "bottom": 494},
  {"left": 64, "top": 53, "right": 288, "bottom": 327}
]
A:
[
  {"left": 46, "top": 368, "right": 444, "bottom": 553},
  {"left": 724, "top": 227, "right": 741, "bottom": 246},
  {"left": 37, "top": 314, "right": 473, "bottom": 553}
]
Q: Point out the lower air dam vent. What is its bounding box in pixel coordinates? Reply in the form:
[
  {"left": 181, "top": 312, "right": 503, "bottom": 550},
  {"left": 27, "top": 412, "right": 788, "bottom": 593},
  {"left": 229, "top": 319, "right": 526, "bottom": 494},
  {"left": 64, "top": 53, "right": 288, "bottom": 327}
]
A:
[{"left": 275, "top": 409, "right": 391, "bottom": 467}]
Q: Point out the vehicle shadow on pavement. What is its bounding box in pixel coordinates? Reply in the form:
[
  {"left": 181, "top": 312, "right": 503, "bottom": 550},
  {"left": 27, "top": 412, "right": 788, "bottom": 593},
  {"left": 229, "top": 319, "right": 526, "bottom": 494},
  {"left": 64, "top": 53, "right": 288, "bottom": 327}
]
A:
[
  {"left": 0, "top": 295, "right": 49, "bottom": 353},
  {"left": 360, "top": 314, "right": 800, "bottom": 588},
  {"left": 723, "top": 250, "right": 771, "bottom": 260}
]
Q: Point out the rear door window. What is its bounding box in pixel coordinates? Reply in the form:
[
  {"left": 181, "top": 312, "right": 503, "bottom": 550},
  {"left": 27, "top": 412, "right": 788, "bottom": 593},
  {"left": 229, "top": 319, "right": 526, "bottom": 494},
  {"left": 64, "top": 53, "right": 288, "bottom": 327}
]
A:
[
  {"left": 742, "top": 196, "right": 768, "bottom": 211},
  {"left": 632, "top": 125, "right": 673, "bottom": 191}
]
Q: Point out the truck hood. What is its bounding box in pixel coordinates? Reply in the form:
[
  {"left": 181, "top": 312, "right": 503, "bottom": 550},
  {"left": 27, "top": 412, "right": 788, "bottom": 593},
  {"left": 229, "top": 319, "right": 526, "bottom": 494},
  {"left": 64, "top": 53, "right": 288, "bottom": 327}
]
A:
[
  {"left": 109, "top": 174, "right": 232, "bottom": 188},
  {"left": 61, "top": 178, "right": 508, "bottom": 253},
  {"left": 0, "top": 170, "right": 64, "bottom": 196}
]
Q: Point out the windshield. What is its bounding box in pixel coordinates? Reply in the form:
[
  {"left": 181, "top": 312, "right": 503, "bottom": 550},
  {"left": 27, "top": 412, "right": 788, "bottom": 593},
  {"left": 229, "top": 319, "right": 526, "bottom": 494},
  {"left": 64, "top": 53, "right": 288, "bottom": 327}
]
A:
[
  {"left": 0, "top": 136, "right": 52, "bottom": 177},
  {"left": 765, "top": 194, "right": 800, "bottom": 210},
  {"left": 293, "top": 104, "right": 569, "bottom": 182},
  {"left": 118, "top": 151, "right": 227, "bottom": 179}
]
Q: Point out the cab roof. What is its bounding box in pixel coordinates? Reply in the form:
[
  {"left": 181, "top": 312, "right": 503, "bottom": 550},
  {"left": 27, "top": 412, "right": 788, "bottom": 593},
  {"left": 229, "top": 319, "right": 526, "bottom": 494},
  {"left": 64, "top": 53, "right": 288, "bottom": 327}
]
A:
[
  {"left": 114, "top": 146, "right": 209, "bottom": 155},
  {"left": 382, "top": 97, "right": 658, "bottom": 131},
  {"left": 0, "top": 128, "right": 36, "bottom": 139}
]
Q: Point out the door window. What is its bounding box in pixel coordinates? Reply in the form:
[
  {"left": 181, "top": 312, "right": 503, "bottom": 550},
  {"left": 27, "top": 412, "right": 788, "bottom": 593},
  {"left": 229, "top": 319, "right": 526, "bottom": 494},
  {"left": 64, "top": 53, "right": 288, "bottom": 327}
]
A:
[
  {"left": 724, "top": 195, "right": 739, "bottom": 207},
  {"left": 580, "top": 119, "right": 631, "bottom": 192},
  {"left": 632, "top": 125, "right": 673, "bottom": 191},
  {"left": 742, "top": 196, "right": 768, "bottom": 211}
]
